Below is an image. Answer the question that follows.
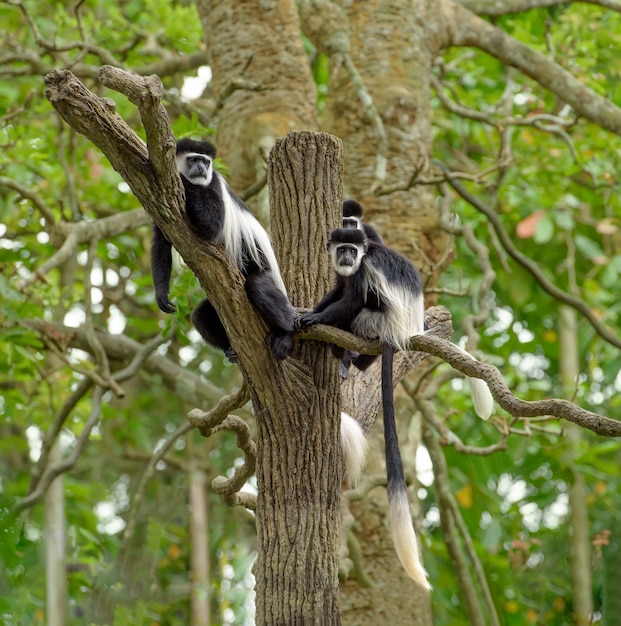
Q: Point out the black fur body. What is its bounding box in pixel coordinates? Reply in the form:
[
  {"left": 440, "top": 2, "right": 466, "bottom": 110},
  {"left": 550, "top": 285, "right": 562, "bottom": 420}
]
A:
[{"left": 151, "top": 138, "right": 294, "bottom": 361}]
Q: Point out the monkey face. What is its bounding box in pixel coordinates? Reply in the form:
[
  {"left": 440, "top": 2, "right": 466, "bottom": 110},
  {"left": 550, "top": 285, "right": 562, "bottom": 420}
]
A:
[
  {"left": 342, "top": 216, "right": 362, "bottom": 230},
  {"left": 331, "top": 243, "right": 363, "bottom": 277},
  {"left": 177, "top": 152, "right": 213, "bottom": 187}
]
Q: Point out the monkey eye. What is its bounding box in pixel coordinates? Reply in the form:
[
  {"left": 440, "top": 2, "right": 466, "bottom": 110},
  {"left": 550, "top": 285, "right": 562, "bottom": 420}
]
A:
[{"left": 188, "top": 155, "right": 210, "bottom": 165}]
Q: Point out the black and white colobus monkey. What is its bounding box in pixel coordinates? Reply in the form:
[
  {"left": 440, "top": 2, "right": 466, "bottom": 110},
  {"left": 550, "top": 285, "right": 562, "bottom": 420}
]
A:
[
  {"left": 342, "top": 199, "right": 383, "bottom": 243},
  {"left": 151, "top": 138, "right": 294, "bottom": 360},
  {"left": 340, "top": 201, "right": 493, "bottom": 412},
  {"left": 299, "top": 228, "right": 494, "bottom": 587},
  {"left": 298, "top": 227, "right": 431, "bottom": 588}
]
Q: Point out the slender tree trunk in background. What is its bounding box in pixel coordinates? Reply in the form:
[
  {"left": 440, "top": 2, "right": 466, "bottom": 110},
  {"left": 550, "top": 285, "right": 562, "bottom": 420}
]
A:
[
  {"left": 44, "top": 254, "right": 77, "bottom": 624},
  {"left": 188, "top": 442, "right": 210, "bottom": 626},
  {"left": 45, "top": 442, "right": 67, "bottom": 626},
  {"left": 559, "top": 306, "right": 593, "bottom": 626}
]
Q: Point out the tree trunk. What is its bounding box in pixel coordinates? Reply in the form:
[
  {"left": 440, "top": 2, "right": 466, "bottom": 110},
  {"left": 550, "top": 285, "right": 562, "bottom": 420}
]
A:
[
  {"left": 321, "top": 0, "right": 450, "bottom": 289},
  {"left": 252, "top": 131, "right": 344, "bottom": 625},
  {"left": 196, "top": 0, "right": 319, "bottom": 199},
  {"left": 188, "top": 446, "right": 211, "bottom": 626}
]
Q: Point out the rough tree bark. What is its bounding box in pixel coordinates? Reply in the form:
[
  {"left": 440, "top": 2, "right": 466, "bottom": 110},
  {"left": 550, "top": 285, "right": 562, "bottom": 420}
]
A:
[{"left": 254, "top": 131, "right": 344, "bottom": 624}]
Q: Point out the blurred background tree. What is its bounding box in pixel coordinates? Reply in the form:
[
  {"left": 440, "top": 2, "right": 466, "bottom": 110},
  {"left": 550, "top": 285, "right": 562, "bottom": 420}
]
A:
[{"left": 1, "top": 1, "right": 621, "bottom": 624}]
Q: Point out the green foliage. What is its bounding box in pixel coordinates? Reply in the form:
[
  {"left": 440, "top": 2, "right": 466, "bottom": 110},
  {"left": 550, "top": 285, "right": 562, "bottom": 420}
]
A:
[
  {"left": 429, "top": 5, "right": 621, "bottom": 624},
  {"left": 2, "top": 0, "right": 621, "bottom": 624},
  {"left": 0, "top": 0, "right": 255, "bottom": 623}
]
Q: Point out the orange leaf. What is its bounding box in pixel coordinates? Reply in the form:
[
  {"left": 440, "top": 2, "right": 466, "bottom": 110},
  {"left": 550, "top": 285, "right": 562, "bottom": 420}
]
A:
[{"left": 516, "top": 210, "right": 545, "bottom": 239}]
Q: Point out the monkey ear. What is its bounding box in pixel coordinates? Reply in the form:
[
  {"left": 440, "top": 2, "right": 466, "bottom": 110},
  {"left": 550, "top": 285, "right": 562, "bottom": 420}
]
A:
[
  {"left": 363, "top": 242, "right": 369, "bottom": 253},
  {"left": 326, "top": 240, "right": 332, "bottom": 251}
]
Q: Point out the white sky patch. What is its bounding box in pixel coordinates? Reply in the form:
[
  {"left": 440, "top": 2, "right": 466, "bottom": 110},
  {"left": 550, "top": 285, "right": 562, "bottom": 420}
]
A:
[
  {"left": 64, "top": 306, "right": 86, "bottom": 327},
  {"left": 107, "top": 304, "right": 126, "bottom": 334},
  {"left": 26, "top": 425, "right": 43, "bottom": 462},
  {"left": 95, "top": 501, "right": 126, "bottom": 535},
  {"left": 90, "top": 265, "right": 104, "bottom": 286},
  {"left": 416, "top": 445, "right": 434, "bottom": 487},
  {"left": 179, "top": 344, "right": 199, "bottom": 366},
  {"left": 181, "top": 66, "right": 212, "bottom": 99}
]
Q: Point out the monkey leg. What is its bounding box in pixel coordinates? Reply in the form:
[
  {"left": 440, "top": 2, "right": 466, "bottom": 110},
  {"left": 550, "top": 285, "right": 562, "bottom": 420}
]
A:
[
  {"left": 244, "top": 271, "right": 295, "bottom": 360},
  {"left": 191, "top": 298, "right": 237, "bottom": 362}
]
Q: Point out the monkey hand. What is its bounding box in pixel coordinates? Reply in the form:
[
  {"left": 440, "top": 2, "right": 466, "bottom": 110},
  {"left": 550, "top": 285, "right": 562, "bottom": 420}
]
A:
[
  {"left": 156, "top": 294, "right": 177, "bottom": 314},
  {"left": 295, "top": 312, "right": 321, "bottom": 329}
]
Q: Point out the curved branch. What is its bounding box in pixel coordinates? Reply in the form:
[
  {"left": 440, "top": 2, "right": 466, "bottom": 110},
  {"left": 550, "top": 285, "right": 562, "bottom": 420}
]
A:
[
  {"left": 298, "top": 318, "right": 621, "bottom": 437},
  {"left": 187, "top": 385, "right": 250, "bottom": 436},
  {"left": 123, "top": 385, "right": 250, "bottom": 544},
  {"left": 434, "top": 159, "right": 621, "bottom": 351},
  {"left": 122, "top": 420, "right": 193, "bottom": 544},
  {"left": 458, "top": 0, "right": 621, "bottom": 16},
  {"left": 211, "top": 414, "right": 257, "bottom": 503},
  {"left": 444, "top": 0, "right": 621, "bottom": 136},
  {"left": 0, "top": 176, "right": 56, "bottom": 224},
  {"left": 28, "top": 377, "right": 94, "bottom": 494}
]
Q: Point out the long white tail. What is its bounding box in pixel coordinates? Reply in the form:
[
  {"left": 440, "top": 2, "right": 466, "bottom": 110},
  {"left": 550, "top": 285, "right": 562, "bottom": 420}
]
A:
[
  {"left": 382, "top": 344, "right": 431, "bottom": 589},
  {"left": 340, "top": 412, "right": 368, "bottom": 487},
  {"left": 389, "top": 486, "right": 431, "bottom": 589}
]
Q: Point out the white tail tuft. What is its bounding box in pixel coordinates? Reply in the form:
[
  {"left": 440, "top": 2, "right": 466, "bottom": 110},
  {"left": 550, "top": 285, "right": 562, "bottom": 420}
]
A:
[
  {"left": 389, "top": 488, "right": 431, "bottom": 589},
  {"left": 340, "top": 412, "right": 368, "bottom": 487},
  {"left": 467, "top": 376, "right": 494, "bottom": 420}
]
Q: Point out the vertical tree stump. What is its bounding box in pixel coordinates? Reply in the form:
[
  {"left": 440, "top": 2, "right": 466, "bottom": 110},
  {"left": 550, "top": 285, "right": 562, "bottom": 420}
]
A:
[{"left": 252, "top": 131, "right": 344, "bottom": 625}]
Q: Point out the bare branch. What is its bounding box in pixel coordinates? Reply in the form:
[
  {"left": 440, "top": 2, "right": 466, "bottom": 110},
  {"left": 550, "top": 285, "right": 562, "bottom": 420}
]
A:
[
  {"left": 28, "top": 377, "right": 94, "bottom": 494},
  {"left": 122, "top": 421, "right": 193, "bottom": 544},
  {"left": 299, "top": 314, "right": 621, "bottom": 436},
  {"left": 83, "top": 239, "right": 125, "bottom": 397},
  {"left": 444, "top": 0, "right": 621, "bottom": 136},
  {"left": 0, "top": 176, "right": 56, "bottom": 224},
  {"left": 16, "top": 208, "right": 150, "bottom": 290},
  {"left": 211, "top": 415, "right": 257, "bottom": 504},
  {"left": 24, "top": 319, "right": 225, "bottom": 405},
  {"left": 187, "top": 385, "right": 251, "bottom": 436},
  {"left": 97, "top": 65, "right": 176, "bottom": 179},
  {"left": 14, "top": 386, "right": 105, "bottom": 513},
  {"left": 410, "top": 333, "right": 621, "bottom": 436}
]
